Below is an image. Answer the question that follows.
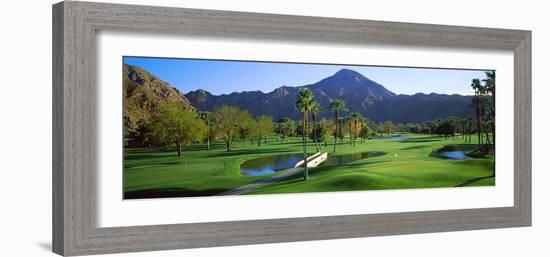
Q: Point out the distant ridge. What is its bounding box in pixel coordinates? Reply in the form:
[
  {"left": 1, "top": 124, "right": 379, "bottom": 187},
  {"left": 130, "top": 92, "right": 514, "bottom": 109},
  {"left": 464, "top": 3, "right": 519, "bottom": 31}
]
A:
[{"left": 184, "top": 68, "right": 474, "bottom": 123}]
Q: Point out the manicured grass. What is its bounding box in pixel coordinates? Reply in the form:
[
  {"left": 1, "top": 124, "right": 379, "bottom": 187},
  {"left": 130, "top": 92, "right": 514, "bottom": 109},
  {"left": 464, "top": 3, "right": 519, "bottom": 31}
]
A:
[{"left": 124, "top": 133, "right": 495, "bottom": 198}]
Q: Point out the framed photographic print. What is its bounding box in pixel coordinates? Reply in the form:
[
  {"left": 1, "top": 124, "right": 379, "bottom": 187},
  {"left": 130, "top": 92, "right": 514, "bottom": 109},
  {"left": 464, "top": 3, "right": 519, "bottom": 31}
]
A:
[
  {"left": 122, "top": 57, "right": 497, "bottom": 199},
  {"left": 53, "top": 1, "right": 531, "bottom": 256}
]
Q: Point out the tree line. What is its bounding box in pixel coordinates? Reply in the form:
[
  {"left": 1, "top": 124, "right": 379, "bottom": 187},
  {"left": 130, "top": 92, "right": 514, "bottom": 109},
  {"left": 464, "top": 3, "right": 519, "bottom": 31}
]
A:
[
  {"left": 396, "top": 71, "right": 495, "bottom": 150},
  {"left": 125, "top": 103, "right": 276, "bottom": 156},
  {"left": 125, "top": 92, "right": 400, "bottom": 160}
]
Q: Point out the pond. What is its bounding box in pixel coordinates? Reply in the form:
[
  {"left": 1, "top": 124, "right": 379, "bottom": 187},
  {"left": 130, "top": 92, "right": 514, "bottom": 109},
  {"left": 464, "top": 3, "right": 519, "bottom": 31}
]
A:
[
  {"left": 373, "top": 135, "right": 407, "bottom": 141},
  {"left": 322, "top": 152, "right": 385, "bottom": 167},
  {"left": 240, "top": 153, "right": 303, "bottom": 176},
  {"left": 430, "top": 145, "right": 479, "bottom": 160},
  {"left": 240, "top": 152, "right": 386, "bottom": 176}
]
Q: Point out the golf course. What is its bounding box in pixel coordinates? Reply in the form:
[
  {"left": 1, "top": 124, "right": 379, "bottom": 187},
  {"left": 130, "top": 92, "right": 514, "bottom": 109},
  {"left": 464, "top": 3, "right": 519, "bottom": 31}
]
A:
[
  {"left": 124, "top": 133, "right": 495, "bottom": 198},
  {"left": 122, "top": 58, "right": 497, "bottom": 199}
]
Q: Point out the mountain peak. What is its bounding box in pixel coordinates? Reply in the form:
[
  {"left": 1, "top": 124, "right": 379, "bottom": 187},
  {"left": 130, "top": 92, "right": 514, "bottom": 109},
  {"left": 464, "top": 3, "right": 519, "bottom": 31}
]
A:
[
  {"left": 189, "top": 89, "right": 212, "bottom": 96},
  {"left": 306, "top": 68, "right": 395, "bottom": 102},
  {"left": 334, "top": 68, "right": 362, "bottom": 76},
  {"left": 332, "top": 68, "right": 366, "bottom": 80}
]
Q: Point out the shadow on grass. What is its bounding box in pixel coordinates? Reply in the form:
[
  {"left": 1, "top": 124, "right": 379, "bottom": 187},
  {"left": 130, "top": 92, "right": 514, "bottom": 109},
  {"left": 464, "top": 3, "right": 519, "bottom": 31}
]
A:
[
  {"left": 185, "top": 143, "right": 227, "bottom": 151},
  {"left": 321, "top": 159, "right": 388, "bottom": 172},
  {"left": 264, "top": 140, "right": 302, "bottom": 146},
  {"left": 124, "top": 154, "right": 175, "bottom": 160},
  {"left": 399, "top": 139, "right": 441, "bottom": 143},
  {"left": 400, "top": 145, "right": 430, "bottom": 150},
  {"left": 207, "top": 148, "right": 291, "bottom": 157},
  {"left": 124, "top": 187, "right": 231, "bottom": 199},
  {"left": 160, "top": 162, "right": 182, "bottom": 165},
  {"left": 274, "top": 158, "right": 389, "bottom": 183},
  {"left": 125, "top": 148, "right": 174, "bottom": 153},
  {"left": 455, "top": 175, "right": 495, "bottom": 187}
]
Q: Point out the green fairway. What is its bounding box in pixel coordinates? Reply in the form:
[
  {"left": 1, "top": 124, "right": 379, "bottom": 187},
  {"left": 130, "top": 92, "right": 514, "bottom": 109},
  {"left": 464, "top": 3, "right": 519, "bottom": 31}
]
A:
[{"left": 124, "top": 133, "right": 495, "bottom": 198}]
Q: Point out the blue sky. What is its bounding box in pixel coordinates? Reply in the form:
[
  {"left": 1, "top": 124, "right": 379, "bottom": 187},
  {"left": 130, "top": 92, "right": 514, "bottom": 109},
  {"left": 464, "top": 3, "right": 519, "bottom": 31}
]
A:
[{"left": 124, "top": 56, "right": 490, "bottom": 96}]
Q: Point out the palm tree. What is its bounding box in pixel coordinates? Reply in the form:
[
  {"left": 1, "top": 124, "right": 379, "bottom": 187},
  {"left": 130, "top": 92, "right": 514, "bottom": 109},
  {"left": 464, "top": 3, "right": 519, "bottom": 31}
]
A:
[
  {"left": 483, "top": 71, "right": 496, "bottom": 149},
  {"left": 329, "top": 99, "right": 348, "bottom": 152},
  {"left": 310, "top": 101, "right": 322, "bottom": 152},
  {"left": 460, "top": 118, "right": 468, "bottom": 142},
  {"left": 348, "top": 120, "right": 353, "bottom": 145},
  {"left": 358, "top": 117, "right": 367, "bottom": 143},
  {"left": 483, "top": 71, "right": 496, "bottom": 104},
  {"left": 350, "top": 112, "right": 362, "bottom": 146},
  {"left": 479, "top": 96, "right": 492, "bottom": 147},
  {"left": 295, "top": 88, "right": 315, "bottom": 180},
  {"left": 483, "top": 71, "right": 496, "bottom": 176},
  {"left": 471, "top": 79, "right": 483, "bottom": 146},
  {"left": 199, "top": 111, "right": 211, "bottom": 151},
  {"left": 466, "top": 117, "right": 474, "bottom": 143}
]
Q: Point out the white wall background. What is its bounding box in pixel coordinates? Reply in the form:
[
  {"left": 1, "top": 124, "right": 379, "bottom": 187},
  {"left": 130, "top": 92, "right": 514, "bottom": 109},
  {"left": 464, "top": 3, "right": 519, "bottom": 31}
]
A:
[{"left": 0, "top": 0, "right": 547, "bottom": 256}]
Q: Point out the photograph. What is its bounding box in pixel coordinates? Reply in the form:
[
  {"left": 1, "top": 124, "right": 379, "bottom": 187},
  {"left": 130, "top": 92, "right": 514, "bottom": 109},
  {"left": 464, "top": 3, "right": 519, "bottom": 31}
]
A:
[
  {"left": 1, "top": 0, "right": 540, "bottom": 256},
  {"left": 122, "top": 57, "right": 496, "bottom": 199}
]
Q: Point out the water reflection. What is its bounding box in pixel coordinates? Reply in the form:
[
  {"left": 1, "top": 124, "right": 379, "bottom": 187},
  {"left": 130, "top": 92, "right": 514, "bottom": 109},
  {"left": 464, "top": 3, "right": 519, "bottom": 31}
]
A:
[
  {"left": 240, "top": 154, "right": 303, "bottom": 176},
  {"left": 240, "top": 152, "right": 386, "bottom": 176},
  {"left": 430, "top": 145, "right": 478, "bottom": 160}
]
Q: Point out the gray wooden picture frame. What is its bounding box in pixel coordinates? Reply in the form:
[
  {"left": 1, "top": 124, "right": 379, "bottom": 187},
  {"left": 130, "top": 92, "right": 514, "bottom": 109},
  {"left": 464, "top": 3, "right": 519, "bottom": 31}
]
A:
[{"left": 52, "top": 1, "right": 531, "bottom": 256}]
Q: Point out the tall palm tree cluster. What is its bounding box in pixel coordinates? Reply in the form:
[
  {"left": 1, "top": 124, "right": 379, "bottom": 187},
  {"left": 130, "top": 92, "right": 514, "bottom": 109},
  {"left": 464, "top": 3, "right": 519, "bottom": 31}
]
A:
[
  {"left": 329, "top": 99, "right": 347, "bottom": 152},
  {"left": 295, "top": 88, "right": 374, "bottom": 180},
  {"left": 470, "top": 71, "right": 496, "bottom": 150},
  {"left": 295, "top": 88, "right": 315, "bottom": 180}
]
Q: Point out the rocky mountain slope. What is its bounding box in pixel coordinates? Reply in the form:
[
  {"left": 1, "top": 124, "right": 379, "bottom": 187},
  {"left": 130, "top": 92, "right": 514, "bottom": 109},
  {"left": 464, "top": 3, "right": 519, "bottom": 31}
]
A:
[{"left": 123, "top": 64, "right": 196, "bottom": 140}]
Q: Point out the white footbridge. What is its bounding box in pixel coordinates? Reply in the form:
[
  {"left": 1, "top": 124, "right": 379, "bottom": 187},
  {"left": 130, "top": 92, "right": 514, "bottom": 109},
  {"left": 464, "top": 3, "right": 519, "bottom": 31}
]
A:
[
  {"left": 216, "top": 152, "right": 328, "bottom": 196},
  {"left": 294, "top": 152, "right": 328, "bottom": 168}
]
